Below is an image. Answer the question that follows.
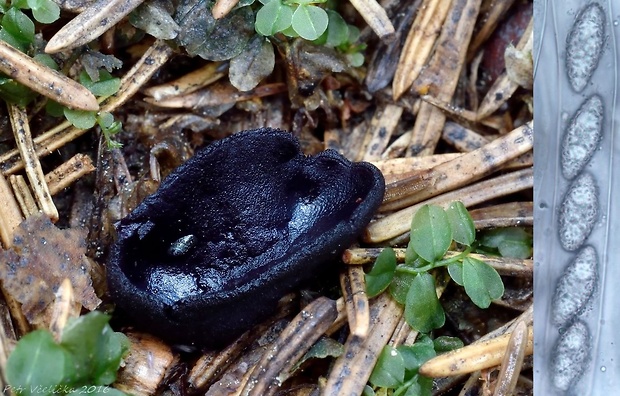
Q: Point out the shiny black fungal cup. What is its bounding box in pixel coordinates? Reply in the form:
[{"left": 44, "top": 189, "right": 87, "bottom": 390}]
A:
[{"left": 107, "top": 128, "right": 385, "bottom": 348}]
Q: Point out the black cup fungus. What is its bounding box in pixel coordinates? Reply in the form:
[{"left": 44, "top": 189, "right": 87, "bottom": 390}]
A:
[{"left": 107, "top": 128, "right": 385, "bottom": 348}]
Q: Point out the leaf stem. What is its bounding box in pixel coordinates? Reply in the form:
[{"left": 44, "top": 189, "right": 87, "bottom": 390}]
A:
[
  {"left": 395, "top": 246, "right": 473, "bottom": 274},
  {"left": 393, "top": 374, "right": 420, "bottom": 396}
]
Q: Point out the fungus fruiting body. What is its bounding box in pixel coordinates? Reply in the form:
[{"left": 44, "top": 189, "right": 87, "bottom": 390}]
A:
[{"left": 107, "top": 128, "right": 385, "bottom": 348}]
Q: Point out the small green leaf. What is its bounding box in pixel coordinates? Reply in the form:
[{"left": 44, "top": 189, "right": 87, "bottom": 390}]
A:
[
  {"left": 433, "top": 336, "right": 464, "bottom": 353},
  {"left": 280, "top": 24, "right": 299, "bottom": 37},
  {"left": 462, "top": 257, "right": 505, "bottom": 308},
  {"left": 388, "top": 270, "right": 416, "bottom": 304},
  {"left": 97, "top": 112, "right": 115, "bottom": 128},
  {"left": 0, "top": 77, "right": 36, "bottom": 106},
  {"left": 362, "top": 385, "right": 376, "bottom": 396},
  {"left": 301, "top": 336, "right": 343, "bottom": 361},
  {"left": 497, "top": 239, "right": 532, "bottom": 259},
  {"left": 447, "top": 262, "right": 463, "bottom": 286},
  {"left": 414, "top": 333, "right": 435, "bottom": 347},
  {"left": 346, "top": 52, "right": 364, "bottom": 67},
  {"left": 311, "top": 28, "right": 328, "bottom": 45},
  {"left": 12, "top": 0, "right": 29, "bottom": 8},
  {"left": 64, "top": 108, "right": 97, "bottom": 129},
  {"left": 45, "top": 100, "right": 64, "bottom": 117},
  {"left": 479, "top": 227, "right": 525, "bottom": 247},
  {"left": 369, "top": 345, "right": 404, "bottom": 388},
  {"left": 291, "top": 4, "right": 328, "bottom": 40},
  {"left": 27, "top": 0, "right": 60, "bottom": 23},
  {"left": 479, "top": 227, "right": 533, "bottom": 259},
  {"left": 290, "top": 337, "right": 343, "bottom": 374},
  {"left": 79, "top": 70, "right": 121, "bottom": 97},
  {"left": 105, "top": 139, "right": 123, "bottom": 150},
  {"left": 404, "top": 239, "right": 418, "bottom": 266},
  {"left": 105, "top": 120, "right": 122, "bottom": 135},
  {"left": 347, "top": 24, "right": 360, "bottom": 43},
  {"left": 6, "top": 330, "right": 68, "bottom": 396},
  {"left": 60, "top": 311, "right": 129, "bottom": 386},
  {"left": 397, "top": 342, "right": 436, "bottom": 374},
  {"left": 404, "top": 273, "right": 445, "bottom": 333},
  {"left": 61, "top": 311, "right": 111, "bottom": 384},
  {"left": 408, "top": 375, "right": 433, "bottom": 396},
  {"left": 365, "top": 247, "right": 397, "bottom": 297},
  {"left": 2, "top": 7, "right": 35, "bottom": 46},
  {"left": 93, "top": 330, "right": 130, "bottom": 385},
  {"left": 33, "top": 53, "right": 58, "bottom": 70},
  {"left": 0, "top": 29, "right": 27, "bottom": 52},
  {"left": 479, "top": 227, "right": 532, "bottom": 258},
  {"left": 255, "top": 0, "right": 293, "bottom": 36},
  {"left": 445, "top": 201, "right": 475, "bottom": 246},
  {"left": 325, "top": 9, "right": 348, "bottom": 47},
  {"left": 410, "top": 205, "right": 452, "bottom": 263},
  {"left": 100, "top": 113, "right": 123, "bottom": 149}
]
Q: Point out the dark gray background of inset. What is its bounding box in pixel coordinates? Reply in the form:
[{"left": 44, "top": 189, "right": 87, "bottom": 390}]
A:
[{"left": 535, "top": 0, "right": 619, "bottom": 394}]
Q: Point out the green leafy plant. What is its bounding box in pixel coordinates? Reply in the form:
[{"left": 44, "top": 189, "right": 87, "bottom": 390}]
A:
[
  {"left": 0, "top": 1, "right": 124, "bottom": 149},
  {"left": 254, "top": 0, "right": 365, "bottom": 65},
  {"left": 44, "top": 70, "right": 123, "bottom": 149},
  {"left": 133, "top": 0, "right": 364, "bottom": 92},
  {"left": 65, "top": 71, "right": 123, "bottom": 149},
  {"left": 365, "top": 202, "right": 510, "bottom": 334},
  {"left": 0, "top": 1, "right": 58, "bottom": 103},
  {"left": 11, "top": 0, "right": 60, "bottom": 24},
  {"left": 477, "top": 227, "right": 533, "bottom": 259},
  {"left": 0, "top": 0, "right": 60, "bottom": 52},
  {"left": 365, "top": 334, "right": 463, "bottom": 396},
  {"left": 287, "top": 336, "right": 344, "bottom": 379},
  {"left": 255, "top": 0, "right": 328, "bottom": 40},
  {"left": 61, "top": 108, "right": 123, "bottom": 149},
  {"left": 6, "top": 311, "right": 129, "bottom": 396}
]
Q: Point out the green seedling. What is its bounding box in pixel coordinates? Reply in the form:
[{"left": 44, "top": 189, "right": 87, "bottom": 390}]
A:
[
  {"left": 0, "top": 2, "right": 124, "bottom": 149},
  {"left": 366, "top": 334, "right": 463, "bottom": 396},
  {"left": 365, "top": 202, "right": 510, "bottom": 333}
]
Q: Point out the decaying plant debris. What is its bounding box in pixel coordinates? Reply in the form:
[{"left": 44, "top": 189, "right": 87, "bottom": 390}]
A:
[{"left": 0, "top": 0, "right": 533, "bottom": 395}]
